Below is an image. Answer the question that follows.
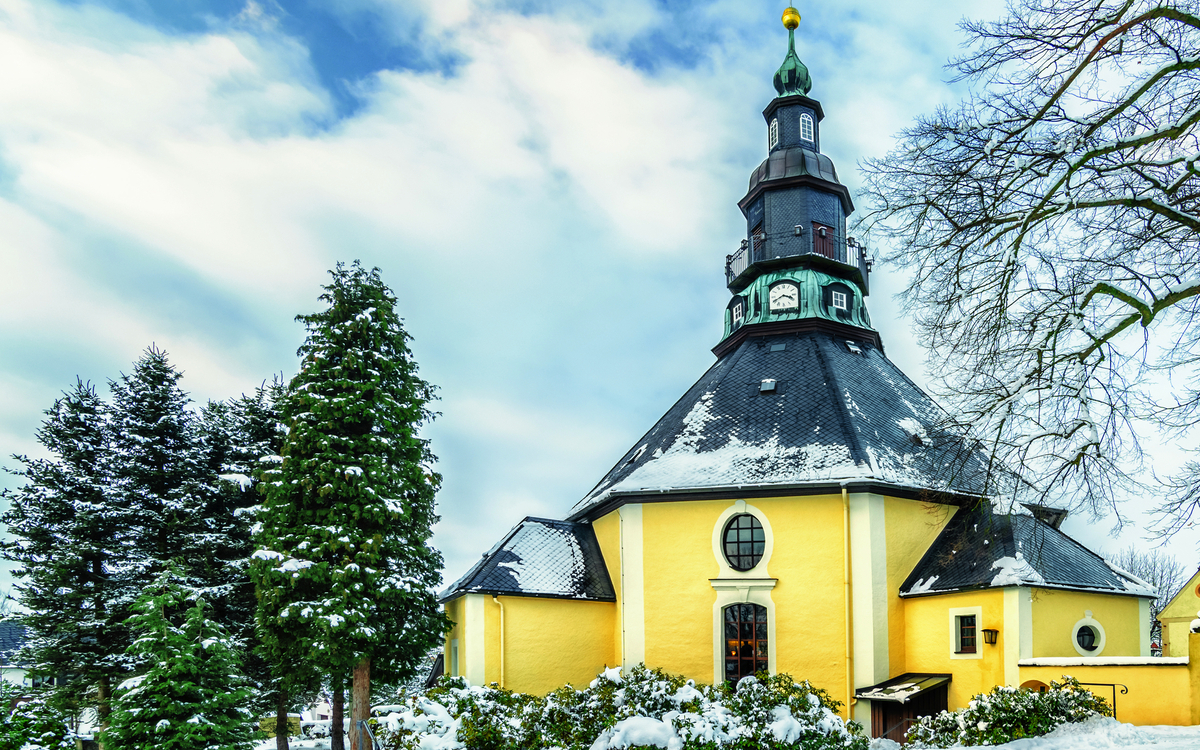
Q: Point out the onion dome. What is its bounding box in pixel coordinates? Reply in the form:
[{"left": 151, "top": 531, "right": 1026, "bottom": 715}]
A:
[{"left": 773, "top": 8, "right": 812, "bottom": 96}]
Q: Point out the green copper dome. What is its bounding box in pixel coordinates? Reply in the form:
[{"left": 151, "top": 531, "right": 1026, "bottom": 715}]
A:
[{"left": 773, "top": 27, "right": 812, "bottom": 97}]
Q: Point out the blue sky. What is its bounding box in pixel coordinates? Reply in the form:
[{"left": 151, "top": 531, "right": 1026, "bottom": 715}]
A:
[{"left": 0, "top": 0, "right": 1194, "bottom": 593}]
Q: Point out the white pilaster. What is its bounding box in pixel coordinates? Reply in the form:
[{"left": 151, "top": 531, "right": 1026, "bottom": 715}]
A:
[
  {"left": 464, "top": 594, "right": 486, "bottom": 686},
  {"left": 620, "top": 503, "right": 645, "bottom": 669},
  {"left": 849, "top": 493, "right": 888, "bottom": 725}
]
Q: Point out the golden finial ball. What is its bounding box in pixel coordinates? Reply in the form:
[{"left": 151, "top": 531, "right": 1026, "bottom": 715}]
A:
[{"left": 782, "top": 7, "right": 801, "bottom": 30}]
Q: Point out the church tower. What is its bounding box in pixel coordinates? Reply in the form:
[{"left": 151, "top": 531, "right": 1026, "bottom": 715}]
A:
[{"left": 439, "top": 10, "right": 1157, "bottom": 733}]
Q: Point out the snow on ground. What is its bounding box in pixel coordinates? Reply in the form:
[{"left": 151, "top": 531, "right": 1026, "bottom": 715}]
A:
[
  {"left": 256, "top": 716, "right": 1200, "bottom": 750},
  {"left": 870, "top": 716, "right": 1200, "bottom": 750}
]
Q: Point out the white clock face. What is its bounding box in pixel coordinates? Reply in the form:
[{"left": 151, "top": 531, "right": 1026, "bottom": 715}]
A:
[{"left": 769, "top": 283, "right": 799, "bottom": 311}]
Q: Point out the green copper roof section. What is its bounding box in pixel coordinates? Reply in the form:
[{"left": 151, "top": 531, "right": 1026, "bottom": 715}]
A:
[
  {"left": 721, "top": 267, "right": 873, "bottom": 344},
  {"left": 773, "top": 26, "right": 812, "bottom": 97}
]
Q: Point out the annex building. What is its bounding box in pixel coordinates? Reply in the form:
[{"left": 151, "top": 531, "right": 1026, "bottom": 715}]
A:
[{"left": 439, "top": 11, "right": 1200, "bottom": 740}]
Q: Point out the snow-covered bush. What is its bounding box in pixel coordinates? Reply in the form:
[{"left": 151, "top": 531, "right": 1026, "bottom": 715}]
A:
[
  {"left": 371, "top": 665, "right": 867, "bottom": 750},
  {"left": 906, "top": 677, "right": 1112, "bottom": 748},
  {"left": 0, "top": 683, "right": 73, "bottom": 750}
]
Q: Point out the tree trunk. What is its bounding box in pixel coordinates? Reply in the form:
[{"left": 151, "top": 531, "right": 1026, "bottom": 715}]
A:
[
  {"left": 275, "top": 687, "right": 290, "bottom": 750},
  {"left": 96, "top": 676, "right": 110, "bottom": 750},
  {"left": 350, "top": 657, "right": 370, "bottom": 750},
  {"left": 331, "top": 674, "right": 345, "bottom": 750}
]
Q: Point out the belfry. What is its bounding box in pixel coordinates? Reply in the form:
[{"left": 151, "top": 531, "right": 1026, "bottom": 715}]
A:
[{"left": 439, "top": 9, "right": 1157, "bottom": 740}]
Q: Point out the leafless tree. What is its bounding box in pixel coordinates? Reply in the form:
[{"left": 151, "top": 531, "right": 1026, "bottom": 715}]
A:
[
  {"left": 1106, "top": 545, "right": 1189, "bottom": 651},
  {"left": 859, "top": 0, "right": 1200, "bottom": 532}
]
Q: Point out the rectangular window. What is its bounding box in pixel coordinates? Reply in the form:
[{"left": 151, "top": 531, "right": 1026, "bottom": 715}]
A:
[
  {"left": 831, "top": 291, "right": 847, "bottom": 310},
  {"left": 732, "top": 302, "right": 744, "bottom": 325},
  {"left": 957, "top": 615, "right": 977, "bottom": 654}
]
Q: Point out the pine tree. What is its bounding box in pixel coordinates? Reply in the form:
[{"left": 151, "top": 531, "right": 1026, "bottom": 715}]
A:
[
  {"left": 106, "top": 347, "right": 225, "bottom": 612},
  {"left": 252, "top": 262, "right": 448, "bottom": 750},
  {"left": 198, "top": 382, "right": 291, "bottom": 720},
  {"left": 0, "top": 381, "right": 127, "bottom": 720},
  {"left": 103, "top": 570, "right": 254, "bottom": 750}
]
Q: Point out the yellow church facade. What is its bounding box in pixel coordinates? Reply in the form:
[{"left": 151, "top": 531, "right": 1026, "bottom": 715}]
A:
[{"left": 439, "top": 11, "right": 1195, "bottom": 739}]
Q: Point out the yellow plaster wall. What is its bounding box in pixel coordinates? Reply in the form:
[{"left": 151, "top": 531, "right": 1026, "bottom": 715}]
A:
[
  {"left": 1029, "top": 589, "right": 1141, "bottom": 657},
  {"left": 884, "top": 498, "right": 957, "bottom": 677},
  {"left": 640, "top": 499, "right": 727, "bottom": 679},
  {"left": 904, "top": 589, "right": 1007, "bottom": 710},
  {"left": 1159, "top": 567, "right": 1200, "bottom": 657},
  {"left": 443, "top": 597, "right": 463, "bottom": 677},
  {"left": 754, "top": 495, "right": 848, "bottom": 699},
  {"left": 1017, "top": 663, "right": 1191, "bottom": 725},
  {"left": 592, "top": 511, "right": 623, "bottom": 664},
  {"left": 493, "top": 596, "right": 616, "bottom": 695}
]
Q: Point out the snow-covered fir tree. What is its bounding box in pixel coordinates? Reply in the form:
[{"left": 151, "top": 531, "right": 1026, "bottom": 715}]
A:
[
  {"left": 0, "top": 380, "right": 128, "bottom": 720},
  {"left": 252, "top": 262, "right": 448, "bottom": 750},
  {"left": 198, "top": 382, "right": 291, "bottom": 717},
  {"left": 106, "top": 347, "right": 229, "bottom": 615},
  {"left": 104, "top": 570, "right": 254, "bottom": 750}
]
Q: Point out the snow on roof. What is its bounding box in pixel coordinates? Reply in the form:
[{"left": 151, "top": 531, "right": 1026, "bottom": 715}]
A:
[
  {"left": 901, "top": 505, "right": 1157, "bottom": 598},
  {"left": 569, "top": 331, "right": 988, "bottom": 520},
  {"left": 439, "top": 517, "right": 615, "bottom": 603}
]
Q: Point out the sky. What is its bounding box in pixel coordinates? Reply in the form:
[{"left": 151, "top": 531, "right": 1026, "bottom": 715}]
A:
[{"left": 0, "top": 0, "right": 1196, "bottom": 597}]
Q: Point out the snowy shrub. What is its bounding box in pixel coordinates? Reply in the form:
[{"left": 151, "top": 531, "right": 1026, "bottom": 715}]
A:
[
  {"left": 371, "top": 665, "right": 867, "bottom": 750},
  {"left": 0, "top": 683, "right": 73, "bottom": 750},
  {"left": 906, "top": 676, "right": 1112, "bottom": 748}
]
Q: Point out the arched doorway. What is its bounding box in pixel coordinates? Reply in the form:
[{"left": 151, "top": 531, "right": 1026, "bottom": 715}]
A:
[{"left": 723, "top": 603, "right": 767, "bottom": 684}]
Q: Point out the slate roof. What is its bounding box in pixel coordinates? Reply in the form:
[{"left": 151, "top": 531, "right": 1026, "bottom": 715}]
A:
[
  {"left": 440, "top": 517, "right": 616, "bottom": 603},
  {"left": 900, "top": 504, "right": 1155, "bottom": 598},
  {"left": 568, "top": 330, "right": 989, "bottom": 520},
  {"left": 0, "top": 621, "right": 25, "bottom": 667}
]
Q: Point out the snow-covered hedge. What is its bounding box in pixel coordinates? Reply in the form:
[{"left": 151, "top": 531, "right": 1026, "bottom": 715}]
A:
[
  {"left": 906, "top": 677, "right": 1113, "bottom": 748},
  {"left": 371, "top": 665, "right": 867, "bottom": 750},
  {"left": 0, "top": 682, "right": 73, "bottom": 750}
]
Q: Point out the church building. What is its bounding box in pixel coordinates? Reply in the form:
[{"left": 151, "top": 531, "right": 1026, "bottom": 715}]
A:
[{"left": 439, "top": 10, "right": 1158, "bottom": 740}]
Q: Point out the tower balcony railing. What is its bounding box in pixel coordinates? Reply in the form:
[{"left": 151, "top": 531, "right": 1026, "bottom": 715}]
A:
[{"left": 724, "top": 227, "right": 870, "bottom": 291}]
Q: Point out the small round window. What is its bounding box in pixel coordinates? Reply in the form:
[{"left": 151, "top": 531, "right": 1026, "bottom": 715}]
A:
[
  {"left": 723, "top": 514, "right": 765, "bottom": 571},
  {"left": 1076, "top": 625, "right": 1099, "bottom": 652}
]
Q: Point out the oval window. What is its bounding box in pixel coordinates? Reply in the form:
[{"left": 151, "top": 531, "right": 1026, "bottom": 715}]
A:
[
  {"left": 1076, "top": 625, "right": 1099, "bottom": 651},
  {"left": 723, "top": 514, "right": 765, "bottom": 571}
]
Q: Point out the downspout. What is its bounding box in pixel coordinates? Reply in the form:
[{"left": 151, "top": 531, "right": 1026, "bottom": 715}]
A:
[
  {"left": 843, "top": 486, "right": 856, "bottom": 713},
  {"left": 492, "top": 595, "right": 505, "bottom": 688}
]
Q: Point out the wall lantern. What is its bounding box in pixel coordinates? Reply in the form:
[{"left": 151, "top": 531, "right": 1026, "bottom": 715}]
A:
[{"left": 982, "top": 628, "right": 999, "bottom": 645}]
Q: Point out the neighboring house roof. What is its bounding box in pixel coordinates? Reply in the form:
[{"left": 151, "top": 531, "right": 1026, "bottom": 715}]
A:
[
  {"left": 900, "top": 505, "right": 1155, "bottom": 598},
  {"left": 0, "top": 621, "right": 25, "bottom": 667},
  {"left": 569, "top": 331, "right": 989, "bottom": 521},
  {"left": 440, "top": 517, "right": 616, "bottom": 603}
]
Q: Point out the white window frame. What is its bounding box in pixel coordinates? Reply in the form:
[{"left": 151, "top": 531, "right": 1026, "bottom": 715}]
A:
[
  {"left": 769, "top": 118, "right": 779, "bottom": 148},
  {"left": 831, "top": 290, "right": 848, "bottom": 310},
  {"left": 800, "top": 113, "right": 814, "bottom": 142},
  {"left": 710, "top": 500, "right": 777, "bottom": 685},
  {"left": 732, "top": 301, "right": 744, "bottom": 325},
  {"left": 949, "top": 606, "right": 984, "bottom": 660},
  {"left": 1072, "top": 611, "right": 1107, "bottom": 656}
]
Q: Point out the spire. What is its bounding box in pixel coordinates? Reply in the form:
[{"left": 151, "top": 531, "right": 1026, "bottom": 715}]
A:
[{"left": 773, "top": 7, "right": 812, "bottom": 97}]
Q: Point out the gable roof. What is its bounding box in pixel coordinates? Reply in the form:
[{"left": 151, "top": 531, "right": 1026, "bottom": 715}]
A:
[
  {"left": 440, "top": 517, "right": 616, "bottom": 603},
  {"left": 0, "top": 621, "right": 25, "bottom": 667},
  {"left": 569, "top": 331, "right": 989, "bottom": 521},
  {"left": 900, "top": 505, "right": 1155, "bottom": 598},
  {"left": 1158, "top": 566, "right": 1200, "bottom": 621}
]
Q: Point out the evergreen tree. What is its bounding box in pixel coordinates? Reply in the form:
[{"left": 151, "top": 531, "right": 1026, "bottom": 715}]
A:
[
  {"left": 198, "top": 382, "right": 292, "bottom": 719},
  {"left": 106, "top": 347, "right": 225, "bottom": 612},
  {"left": 0, "top": 381, "right": 127, "bottom": 720},
  {"left": 252, "top": 262, "right": 448, "bottom": 750},
  {"left": 103, "top": 570, "right": 254, "bottom": 750}
]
